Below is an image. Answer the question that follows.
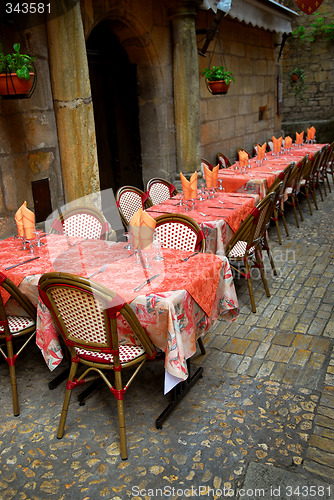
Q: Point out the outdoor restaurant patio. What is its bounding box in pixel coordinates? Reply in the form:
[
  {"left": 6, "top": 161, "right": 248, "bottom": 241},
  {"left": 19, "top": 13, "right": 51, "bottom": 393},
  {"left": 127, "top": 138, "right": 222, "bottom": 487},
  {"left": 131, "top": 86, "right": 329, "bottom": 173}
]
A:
[{"left": 0, "top": 138, "right": 334, "bottom": 499}]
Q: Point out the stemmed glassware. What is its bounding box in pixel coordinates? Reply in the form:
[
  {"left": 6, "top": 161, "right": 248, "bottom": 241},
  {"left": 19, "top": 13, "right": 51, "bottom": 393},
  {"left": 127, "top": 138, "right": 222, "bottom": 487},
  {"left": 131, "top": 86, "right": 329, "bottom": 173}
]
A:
[{"left": 152, "top": 233, "right": 164, "bottom": 261}]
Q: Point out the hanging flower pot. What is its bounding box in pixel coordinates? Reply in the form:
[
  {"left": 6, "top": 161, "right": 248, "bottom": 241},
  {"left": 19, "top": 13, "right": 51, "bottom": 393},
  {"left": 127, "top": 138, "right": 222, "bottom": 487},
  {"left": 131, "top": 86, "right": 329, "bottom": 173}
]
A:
[
  {"left": 206, "top": 80, "right": 230, "bottom": 95},
  {"left": 294, "top": 0, "right": 323, "bottom": 15},
  {"left": 0, "top": 72, "right": 35, "bottom": 96},
  {"left": 0, "top": 43, "right": 37, "bottom": 99},
  {"left": 201, "top": 66, "right": 235, "bottom": 96}
]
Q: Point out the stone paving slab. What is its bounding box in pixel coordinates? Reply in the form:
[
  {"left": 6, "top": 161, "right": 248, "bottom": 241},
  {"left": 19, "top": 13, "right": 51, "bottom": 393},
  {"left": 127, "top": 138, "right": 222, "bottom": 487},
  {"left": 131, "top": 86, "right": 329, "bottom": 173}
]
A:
[{"left": 0, "top": 183, "right": 333, "bottom": 499}]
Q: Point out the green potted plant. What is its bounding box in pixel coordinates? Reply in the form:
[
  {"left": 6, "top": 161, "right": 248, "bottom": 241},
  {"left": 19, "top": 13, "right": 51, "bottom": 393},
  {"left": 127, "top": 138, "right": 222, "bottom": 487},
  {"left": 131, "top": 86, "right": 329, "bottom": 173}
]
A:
[
  {"left": 201, "top": 65, "right": 235, "bottom": 95},
  {"left": 288, "top": 67, "right": 306, "bottom": 101},
  {"left": 0, "top": 43, "right": 37, "bottom": 97}
]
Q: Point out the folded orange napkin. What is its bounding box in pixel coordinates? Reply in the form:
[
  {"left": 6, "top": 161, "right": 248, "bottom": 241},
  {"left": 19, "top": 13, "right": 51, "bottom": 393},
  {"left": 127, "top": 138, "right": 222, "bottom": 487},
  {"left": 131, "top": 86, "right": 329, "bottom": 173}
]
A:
[
  {"left": 257, "top": 142, "right": 267, "bottom": 161},
  {"left": 272, "top": 136, "right": 282, "bottom": 153},
  {"left": 14, "top": 201, "right": 27, "bottom": 237},
  {"left": 180, "top": 172, "right": 197, "bottom": 200},
  {"left": 284, "top": 136, "right": 292, "bottom": 149},
  {"left": 21, "top": 204, "right": 35, "bottom": 240},
  {"left": 203, "top": 164, "right": 219, "bottom": 188},
  {"left": 307, "top": 127, "right": 316, "bottom": 141},
  {"left": 296, "top": 131, "right": 304, "bottom": 145},
  {"left": 130, "top": 208, "right": 156, "bottom": 250},
  {"left": 238, "top": 150, "right": 249, "bottom": 167}
]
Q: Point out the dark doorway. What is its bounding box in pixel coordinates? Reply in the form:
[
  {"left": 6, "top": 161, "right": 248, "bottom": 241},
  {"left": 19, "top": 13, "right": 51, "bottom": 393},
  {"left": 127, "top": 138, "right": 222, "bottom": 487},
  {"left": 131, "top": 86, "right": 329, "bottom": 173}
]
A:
[{"left": 86, "top": 22, "right": 143, "bottom": 193}]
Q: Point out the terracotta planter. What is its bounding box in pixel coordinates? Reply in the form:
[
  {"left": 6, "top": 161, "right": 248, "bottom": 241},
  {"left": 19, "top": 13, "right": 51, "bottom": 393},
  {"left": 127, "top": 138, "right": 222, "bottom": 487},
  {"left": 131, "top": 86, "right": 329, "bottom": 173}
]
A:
[
  {"left": 0, "top": 73, "right": 34, "bottom": 96},
  {"left": 207, "top": 80, "right": 230, "bottom": 95}
]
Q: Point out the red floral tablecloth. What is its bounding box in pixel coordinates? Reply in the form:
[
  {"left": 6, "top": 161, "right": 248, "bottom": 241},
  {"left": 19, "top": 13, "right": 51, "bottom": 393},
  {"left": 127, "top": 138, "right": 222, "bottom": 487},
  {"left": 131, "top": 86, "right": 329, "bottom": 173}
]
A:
[{"left": 0, "top": 236, "right": 239, "bottom": 382}]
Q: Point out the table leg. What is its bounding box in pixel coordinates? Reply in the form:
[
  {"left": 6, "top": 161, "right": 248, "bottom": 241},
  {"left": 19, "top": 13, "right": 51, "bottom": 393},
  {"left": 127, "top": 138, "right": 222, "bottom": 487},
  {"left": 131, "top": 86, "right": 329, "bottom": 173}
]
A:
[{"left": 155, "top": 360, "right": 203, "bottom": 429}]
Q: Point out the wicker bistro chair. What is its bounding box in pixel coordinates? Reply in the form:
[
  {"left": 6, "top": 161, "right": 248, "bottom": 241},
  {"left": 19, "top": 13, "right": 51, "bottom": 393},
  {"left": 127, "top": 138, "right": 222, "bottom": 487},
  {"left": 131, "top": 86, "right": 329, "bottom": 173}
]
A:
[
  {"left": 325, "top": 141, "right": 334, "bottom": 184},
  {"left": 285, "top": 155, "right": 309, "bottom": 228},
  {"left": 225, "top": 192, "right": 277, "bottom": 313},
  {"left": 267, "top": 163, "right": 294, "bottom": 244},
  {"left": 50, "top": 206, "right": 110, "bottom": 240},
  {"left": 146, "top": 178, "right": 178, "bottom": 206},
  {"left": 313, "top": 144, "right": 331, "bottom": 201},
  {"left": 216, "top": 152, "right": 231, "bottom": 169},
  {"left": 38, "top": 272, "right": 156, "bottom": 460},
  {"left": 297, "top": 149, "right": 325, "bottom": 215},
  {"left": 154, "top": 214, "right": 206, "bottom": 253},
  {"left": 154, "top": 213, "right": 206, "bottom": 354},
  {"left": 116, "top": 186, "right": 153, "bottom": 228},
  {"left": 0, "top": 272, "right": 37, "bottom": 416}
]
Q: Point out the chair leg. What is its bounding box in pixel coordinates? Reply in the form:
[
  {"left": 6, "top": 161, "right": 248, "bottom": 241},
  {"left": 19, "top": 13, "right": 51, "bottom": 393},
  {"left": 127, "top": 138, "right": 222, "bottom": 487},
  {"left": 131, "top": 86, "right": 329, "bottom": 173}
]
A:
[
  {"left": 57, "top": 361, "right": 79, "bottom": 439},
  {"left": 255, "top": 248, "right": 271, "bottom": 298},
  {"left": 310, "top": 185, "right": 318, "bottom": 210},
  {"left": 6, "top": 338, "right": 20, "bottom": 416},
  {"left": 281, "top": 211, "right": 289, "bottom": 237},
  {"left": 266, "top": 245, "right": 277, "bottom": 276},
  {"left": 244, "top": 258, "right": 256, "bottom": 313},
  {"left": 317, "top": 180, "right": 324, "bottom": 201},
  {"left": 272, "top": 208, "right": 282, "bottom": 245},
  {"left": 114, "top": 371, "right": 127, "bottom": 460},
  {"left": 305, "top": 187, "right": 313, "bottom": 215},
  {"left": 9, "top": 363, "right": 20, "bottom": 416},
  {"left": 290, "top": 196, "right": 300, "bottom": 228},
  {"left": 295, "top": 196, "right": 303, "bottom": 221}
]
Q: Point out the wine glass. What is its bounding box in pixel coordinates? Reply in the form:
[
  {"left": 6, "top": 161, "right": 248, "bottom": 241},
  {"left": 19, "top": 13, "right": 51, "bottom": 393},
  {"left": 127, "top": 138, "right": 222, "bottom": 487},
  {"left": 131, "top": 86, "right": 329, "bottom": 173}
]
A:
[{"left": 152, "top": 234, "right": 164, "bottom": 261}]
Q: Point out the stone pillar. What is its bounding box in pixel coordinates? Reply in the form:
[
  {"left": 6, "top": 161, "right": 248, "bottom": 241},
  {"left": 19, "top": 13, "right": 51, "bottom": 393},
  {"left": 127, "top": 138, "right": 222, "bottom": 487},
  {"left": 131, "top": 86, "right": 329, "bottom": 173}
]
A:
[
  {"left": 168, "top": 0, "right": 202, "bottom": 173},
  {"left": 46, "top": 2, "right": 100, "bottom": 203}
]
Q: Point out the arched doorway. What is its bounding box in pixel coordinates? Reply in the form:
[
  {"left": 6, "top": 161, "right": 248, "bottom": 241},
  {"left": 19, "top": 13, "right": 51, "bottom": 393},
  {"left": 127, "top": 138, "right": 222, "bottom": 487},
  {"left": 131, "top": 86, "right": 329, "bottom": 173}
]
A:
[{"left": 86, "top": 21, "right": 144, "bottom": 193}]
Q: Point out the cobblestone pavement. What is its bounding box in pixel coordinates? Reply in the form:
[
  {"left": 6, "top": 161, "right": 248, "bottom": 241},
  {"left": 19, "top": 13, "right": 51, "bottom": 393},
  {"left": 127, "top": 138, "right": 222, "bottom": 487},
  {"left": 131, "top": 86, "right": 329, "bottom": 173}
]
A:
[{"left": 0, "top": 183, "right": 333, "bottom": 500}]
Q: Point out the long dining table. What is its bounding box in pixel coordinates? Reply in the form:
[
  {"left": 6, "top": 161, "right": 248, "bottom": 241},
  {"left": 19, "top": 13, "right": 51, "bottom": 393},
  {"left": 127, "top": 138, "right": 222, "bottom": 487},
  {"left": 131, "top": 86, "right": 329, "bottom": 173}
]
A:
[
  {"left": 0, "top": 234, "right": 239, "bottom": 400},
  {"left": 146, "top": 191, "right": 260, "bottom": 255},
  {"left": 218, "top": 143, "right": 327, "bottom": 198}
]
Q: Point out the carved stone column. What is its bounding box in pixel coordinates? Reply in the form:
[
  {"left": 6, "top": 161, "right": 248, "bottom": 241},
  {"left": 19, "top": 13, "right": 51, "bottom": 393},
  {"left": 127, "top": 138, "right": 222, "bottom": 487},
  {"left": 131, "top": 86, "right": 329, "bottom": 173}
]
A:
[
  {"left": 168, "top": 0, "right": 202, "bottom": 173},
  {"left": 46, "top": 2, "right": 100, "bottom": 203}
]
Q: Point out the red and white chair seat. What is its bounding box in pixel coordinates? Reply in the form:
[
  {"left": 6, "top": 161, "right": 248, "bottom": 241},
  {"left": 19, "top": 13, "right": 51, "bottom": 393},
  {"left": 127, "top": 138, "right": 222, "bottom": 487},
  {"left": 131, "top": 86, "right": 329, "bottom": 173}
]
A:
[
  {"left": 0, "top": 315, "right": 35, "bottom": 335},
  {"left": 75, "top": 344, "right": 146, "bottom": 364}
]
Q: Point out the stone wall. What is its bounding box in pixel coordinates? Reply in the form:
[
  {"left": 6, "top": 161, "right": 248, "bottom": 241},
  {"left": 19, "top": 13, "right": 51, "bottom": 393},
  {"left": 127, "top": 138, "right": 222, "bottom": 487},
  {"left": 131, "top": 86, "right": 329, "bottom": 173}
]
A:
[
  {"left": 197, "top": 12, "right": 283, "bottom": 167},
  {"left": 0, "top": 23, "right": 63, "bottom": 239},
  {"left": 281, "top": 0, "right": 334, "bottom": 142}
]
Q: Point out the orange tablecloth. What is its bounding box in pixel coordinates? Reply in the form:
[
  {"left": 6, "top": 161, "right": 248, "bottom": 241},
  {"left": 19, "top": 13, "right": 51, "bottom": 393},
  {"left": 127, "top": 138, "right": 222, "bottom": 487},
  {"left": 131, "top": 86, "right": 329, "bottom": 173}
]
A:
[
  {"left": 0, "top": 235, "right": 239, "bottom": 382},
  {"left": 218, "top": 144, "right": 326, "bottom": 198}
]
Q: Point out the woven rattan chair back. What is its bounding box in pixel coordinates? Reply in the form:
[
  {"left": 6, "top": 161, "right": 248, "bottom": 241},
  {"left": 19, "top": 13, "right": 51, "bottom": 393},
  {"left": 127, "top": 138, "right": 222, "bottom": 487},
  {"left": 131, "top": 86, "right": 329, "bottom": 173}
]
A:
[
  {"left": 50, "top": 206, "right": 110, "bottom": 240},
  {"left": 116, "top": 186, "right": 153, "bottom": 228},
  {"left": 0, "top": 272, "right": 36, "bottom": 416},
  {"left": 267, "top": 164, "right": 293, "bottom": 244},
  {"left": 155, "top": 214, "right": 206, "bottom": 252},
  {"left": 225, "top": 192, "right": 276, "bottom": 313},
  {"left": 38, "top": 272, "right": 156, "bottom": 460},
  {"left": 216, "top": 152, "right": 231, "bottom": 168},
  {"left": 313, "top": 144, "right": 331, "bottom": 200},
  {"left": 146, "top": 178, "right": 178, "bottom": 206},
  {"left": 285, "top": 156, "right": 309, "bottom": 228}
]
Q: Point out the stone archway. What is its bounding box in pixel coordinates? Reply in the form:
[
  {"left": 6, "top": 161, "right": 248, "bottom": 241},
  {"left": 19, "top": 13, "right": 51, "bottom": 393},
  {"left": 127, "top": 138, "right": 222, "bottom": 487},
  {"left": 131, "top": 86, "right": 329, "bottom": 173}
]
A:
[{"left": 81, "top": 4, "right": 177, "bottom": 188}]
